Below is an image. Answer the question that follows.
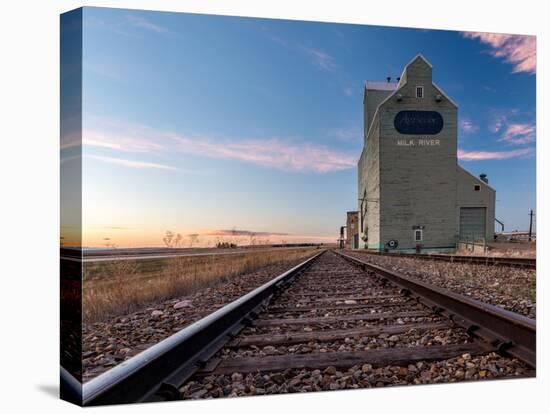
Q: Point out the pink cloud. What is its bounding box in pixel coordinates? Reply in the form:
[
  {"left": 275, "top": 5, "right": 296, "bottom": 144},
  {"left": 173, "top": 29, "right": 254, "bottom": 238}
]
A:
[
  {"left": 463, "top": 32, "right": 536, "bottom": 74},
  {"left": 499, "top": 123, "right": 536, "bottom": 145},
  {"left": 83, "top": 125, "right": 356, "bottom": 174},
  {"left": 328, "top": 127, "right": 362, "bottom": 143},
  {"left": 488, "top": 112, "right": 508, "bottom": 133},
  {"left": 459, "top": 119, "right": 479, "bottom": 134},
  {"left": 204, "top": 229, "right": 289, "bottom": 237},
  {"left": 457, "top": 147, "right": 534, "bottom": 161},
  {"left": 170, "top": 135, "right": 356, "bottom": 173},
  {"left": 87, "top": 155, "right": 178, "bottom": 171},
  {"left": 83, "top": 130, "right": 165, "bottom": 152}
]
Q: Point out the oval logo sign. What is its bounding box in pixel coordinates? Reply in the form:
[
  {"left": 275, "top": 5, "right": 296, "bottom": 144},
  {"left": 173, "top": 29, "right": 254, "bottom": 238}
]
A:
[
  {"left": 394, "top": 111, "right": 443, "bottom": 135},
  {"left": 386, "top": 239, "right": 398, "bottom": 249}
]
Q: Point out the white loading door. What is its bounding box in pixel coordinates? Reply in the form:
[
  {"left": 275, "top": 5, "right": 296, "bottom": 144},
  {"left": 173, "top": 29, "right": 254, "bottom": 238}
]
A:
[{"left": 459, "top": 207, "right": 486, "bottom": 240}]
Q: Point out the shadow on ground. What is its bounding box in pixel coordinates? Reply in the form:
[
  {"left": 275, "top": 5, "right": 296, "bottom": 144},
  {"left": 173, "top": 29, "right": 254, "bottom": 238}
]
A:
[{"left": 36, "top": 384, "right": 59, "bottom": 399}]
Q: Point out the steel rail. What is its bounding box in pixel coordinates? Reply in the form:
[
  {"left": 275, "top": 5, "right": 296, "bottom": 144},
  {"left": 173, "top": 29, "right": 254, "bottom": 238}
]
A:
[
  {"left": 350, "top": 250, "right": 536, "bottom": 269},
  {"left": 72, "top": 250, "right": 325, "bottom": 406},
  {"left": 60, "top": 366, "right": 82, "bottom": 405},
  {"left": 335, "top": 251, "right": 536, "bottom": 368}
]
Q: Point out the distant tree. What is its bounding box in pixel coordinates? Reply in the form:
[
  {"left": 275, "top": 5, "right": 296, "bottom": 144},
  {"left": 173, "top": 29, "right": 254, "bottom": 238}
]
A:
[
  {"left": 187, "top": 233, "right": 199, "bottom": 247},
  {"left": 103, "top": 237, "right": 116, "bottom": 249},
  {"left": 163, "top": 231, "right": 174, "bottom": 248},
  {"left": 163, "top": 230, "right": 183, "bottom": 248}
]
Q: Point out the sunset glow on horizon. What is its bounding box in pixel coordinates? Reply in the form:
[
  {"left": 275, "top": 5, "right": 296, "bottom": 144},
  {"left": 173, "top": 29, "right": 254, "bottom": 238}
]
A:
[{"left": 80, "top": 228, "right": 337, "bottom": 249}]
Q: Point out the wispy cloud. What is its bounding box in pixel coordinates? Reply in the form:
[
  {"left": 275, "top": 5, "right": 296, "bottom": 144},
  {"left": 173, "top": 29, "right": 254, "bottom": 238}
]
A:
[
  {"left": 60, "top": 132, "right": 80, "bottom": 150},
  {"left": 125, "top": 15, "right": 168, "bottom": 33},
  {"left": 83, "top": 130, "right": 165, "bottom": 152},
  {"left": 92, "top": 226, "right": 133, "bottom": 230},
  {"left": 60, "top": 154, "right": 82, "bottom": 164},
  {"left": 462, "top": 32, "right": 536, "bottom": 74},
  {"left": 343, "top": 87, "right": 353, "bottom": 97},
  {"left": 204, "top": 229, "right": 289, "bottom": 237},
  {"left": 169, "top": 134, "right": 356, "bottom": 173},
  {"left": 488, "top": 108, "right": 519, "bottom": 133},
  {"left": 328, "top": 127, "right": 362, "bottom": 143},
  {"left": 303, "top": 47, "right": 337, "bottom": 71},
  {"left": 458, "top": 147, "right": 534, "bottom": 161},
  {"left": 84, "top": 14, "right": 169, "bottom": 38},
  {"left": 260, "top": 26, "right": 340, "bottom": 74},
  {"left": 87, "top": 155, "right": 178, "bottom": 171},
  {"left": 499, "top": 123, "right": 536, "bottom": 145},
  {"left": 83, "top": 123, "right": 356, "bottom": 174},
  {"left": 487, "top": 108, "right": 535, "bottom": 144},
  {"left": 459, "top": 119, "right": 479, "bottom": 134}
]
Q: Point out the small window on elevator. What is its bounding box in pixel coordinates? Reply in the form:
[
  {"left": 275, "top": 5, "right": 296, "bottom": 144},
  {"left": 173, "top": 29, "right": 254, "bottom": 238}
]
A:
[
  {"left": 416, "top": 86, "right": 424, "bottom": 98},
  {"left": 474, "top": 184, "right": 481, "bottom": 191},
  {"left": 414, "top": 229, "right": 423, "bottom": 242}
]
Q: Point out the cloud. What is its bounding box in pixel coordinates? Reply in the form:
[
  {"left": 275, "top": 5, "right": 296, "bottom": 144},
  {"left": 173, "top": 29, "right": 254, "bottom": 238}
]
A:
[
  {"left": 462, "top": 32, "right": 536, "bottom": 74},
  {"left": 459, "top": 119, "right": 479, "bottom": 134},
  {"left": 303, "top": 48, "right": 337, "bottom": 71},
  {"left": 260, "top": 27, "right": 340, "bottom": 74},
  {"left": 84, "top": 14, "right": 167, "bottom": 39},
  {"left": 499, "top": 123, "right": 536, "bottom": 145},
  {"left": 172, "top": 135, "right": 355, "bottom": 173},
  {"left": 457, "top": 147, "right": 534, "bottom": 161},
  {"left": 60, "top": 154, "right": 82, "bottom": 164},
  {"left": 125, "top": 15, "right": 168, "bottom": 33},
  {"left": 83, "top": 123, "right": 356, "bottom": 173},
  {"left": 83, "top": 130, "right": 165, "bottom": 152},
  {"left": 343, "top": 87, "right": 353, "bottom": 97},
  {"left": 328, "top": 127, "right": 362, "bottom": 143},
  {"left": 60, "top": 132, "right": 80, "bottom": 150},
  {"left": 86, "top": 155, "right": 178, "bottom": 171},
  {"left": 488, "top": 108, "right": 519, "bottom": 133},
  {"left": 486, "top": 109, "right": 535, "bottom": 145},
  {"left": 204, "top": 229, "right": 290, "bottom": 237},
  {"left": 92, "top": 226, "right": 133, "bottom": 230}
]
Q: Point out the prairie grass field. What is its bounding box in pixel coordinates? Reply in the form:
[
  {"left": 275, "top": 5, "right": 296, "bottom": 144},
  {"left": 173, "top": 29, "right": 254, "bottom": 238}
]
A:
[{"left": 83, "top": 247, "right": 319, "bottom": 322}]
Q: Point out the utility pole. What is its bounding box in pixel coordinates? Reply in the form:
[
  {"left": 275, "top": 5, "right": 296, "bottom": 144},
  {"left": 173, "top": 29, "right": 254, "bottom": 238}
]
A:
[
  {"left": 528, "top": 210, "right": 534, "bottom": 242},
  {"left": 340, "top": 226, "right": 346, "bottom": 249}
]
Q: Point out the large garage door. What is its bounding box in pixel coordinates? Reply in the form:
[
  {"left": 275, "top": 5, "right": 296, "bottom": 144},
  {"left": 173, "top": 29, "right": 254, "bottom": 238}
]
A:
[{"left": 459, "top": 207, "right": 486, "bottom": 240}]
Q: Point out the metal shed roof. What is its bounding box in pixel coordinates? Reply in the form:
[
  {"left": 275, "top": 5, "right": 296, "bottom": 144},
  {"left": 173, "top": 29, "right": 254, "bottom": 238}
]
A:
[{"left": 364, "top": 80, "right": 398, "bottom": 91}]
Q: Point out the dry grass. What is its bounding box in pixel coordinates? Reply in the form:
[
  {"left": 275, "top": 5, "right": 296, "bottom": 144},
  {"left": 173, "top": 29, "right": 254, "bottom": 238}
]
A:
[
  {"left": 457, "top": 241, "right": 536, "bottom": 258},
  {"left": 83, "top": 248, "right": 318, "bottom": 322}
]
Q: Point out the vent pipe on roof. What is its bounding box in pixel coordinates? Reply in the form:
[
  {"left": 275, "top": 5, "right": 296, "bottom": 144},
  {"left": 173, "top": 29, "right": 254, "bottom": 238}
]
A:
[
  {"left": 479, "top": 173, "right": 488, "bottom": 184},
  {"left": 386, "top": 76, "right": 391, "bottom": 82},
  {"left": 396, "top": 76, "right": 401, "bottom": 82}
]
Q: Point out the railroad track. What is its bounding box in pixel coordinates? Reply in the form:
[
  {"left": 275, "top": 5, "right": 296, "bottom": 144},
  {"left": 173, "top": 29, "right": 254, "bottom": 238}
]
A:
[
  {"left": 349, "top": 250, "right": 536, "bottom": 269},
  {"left": 71, "top": 249, "right": 535, "bottom": 405}
]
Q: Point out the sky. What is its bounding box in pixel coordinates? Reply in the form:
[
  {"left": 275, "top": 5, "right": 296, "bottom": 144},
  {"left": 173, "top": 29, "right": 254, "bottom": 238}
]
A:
[{"left": 70, "top": 7, "right": 536, "bottom": 248}]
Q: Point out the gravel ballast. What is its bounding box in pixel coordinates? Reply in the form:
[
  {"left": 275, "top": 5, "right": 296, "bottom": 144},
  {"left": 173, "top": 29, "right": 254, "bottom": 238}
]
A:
[
  {"left": 181, "top": 352, "right": 533, "bottom": 399},
  {"left": 82, "top": 258, "right": 314, "bottom": 381},
  {"left": 346, "top": 252, "right": 536, "bottom": 319}
]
